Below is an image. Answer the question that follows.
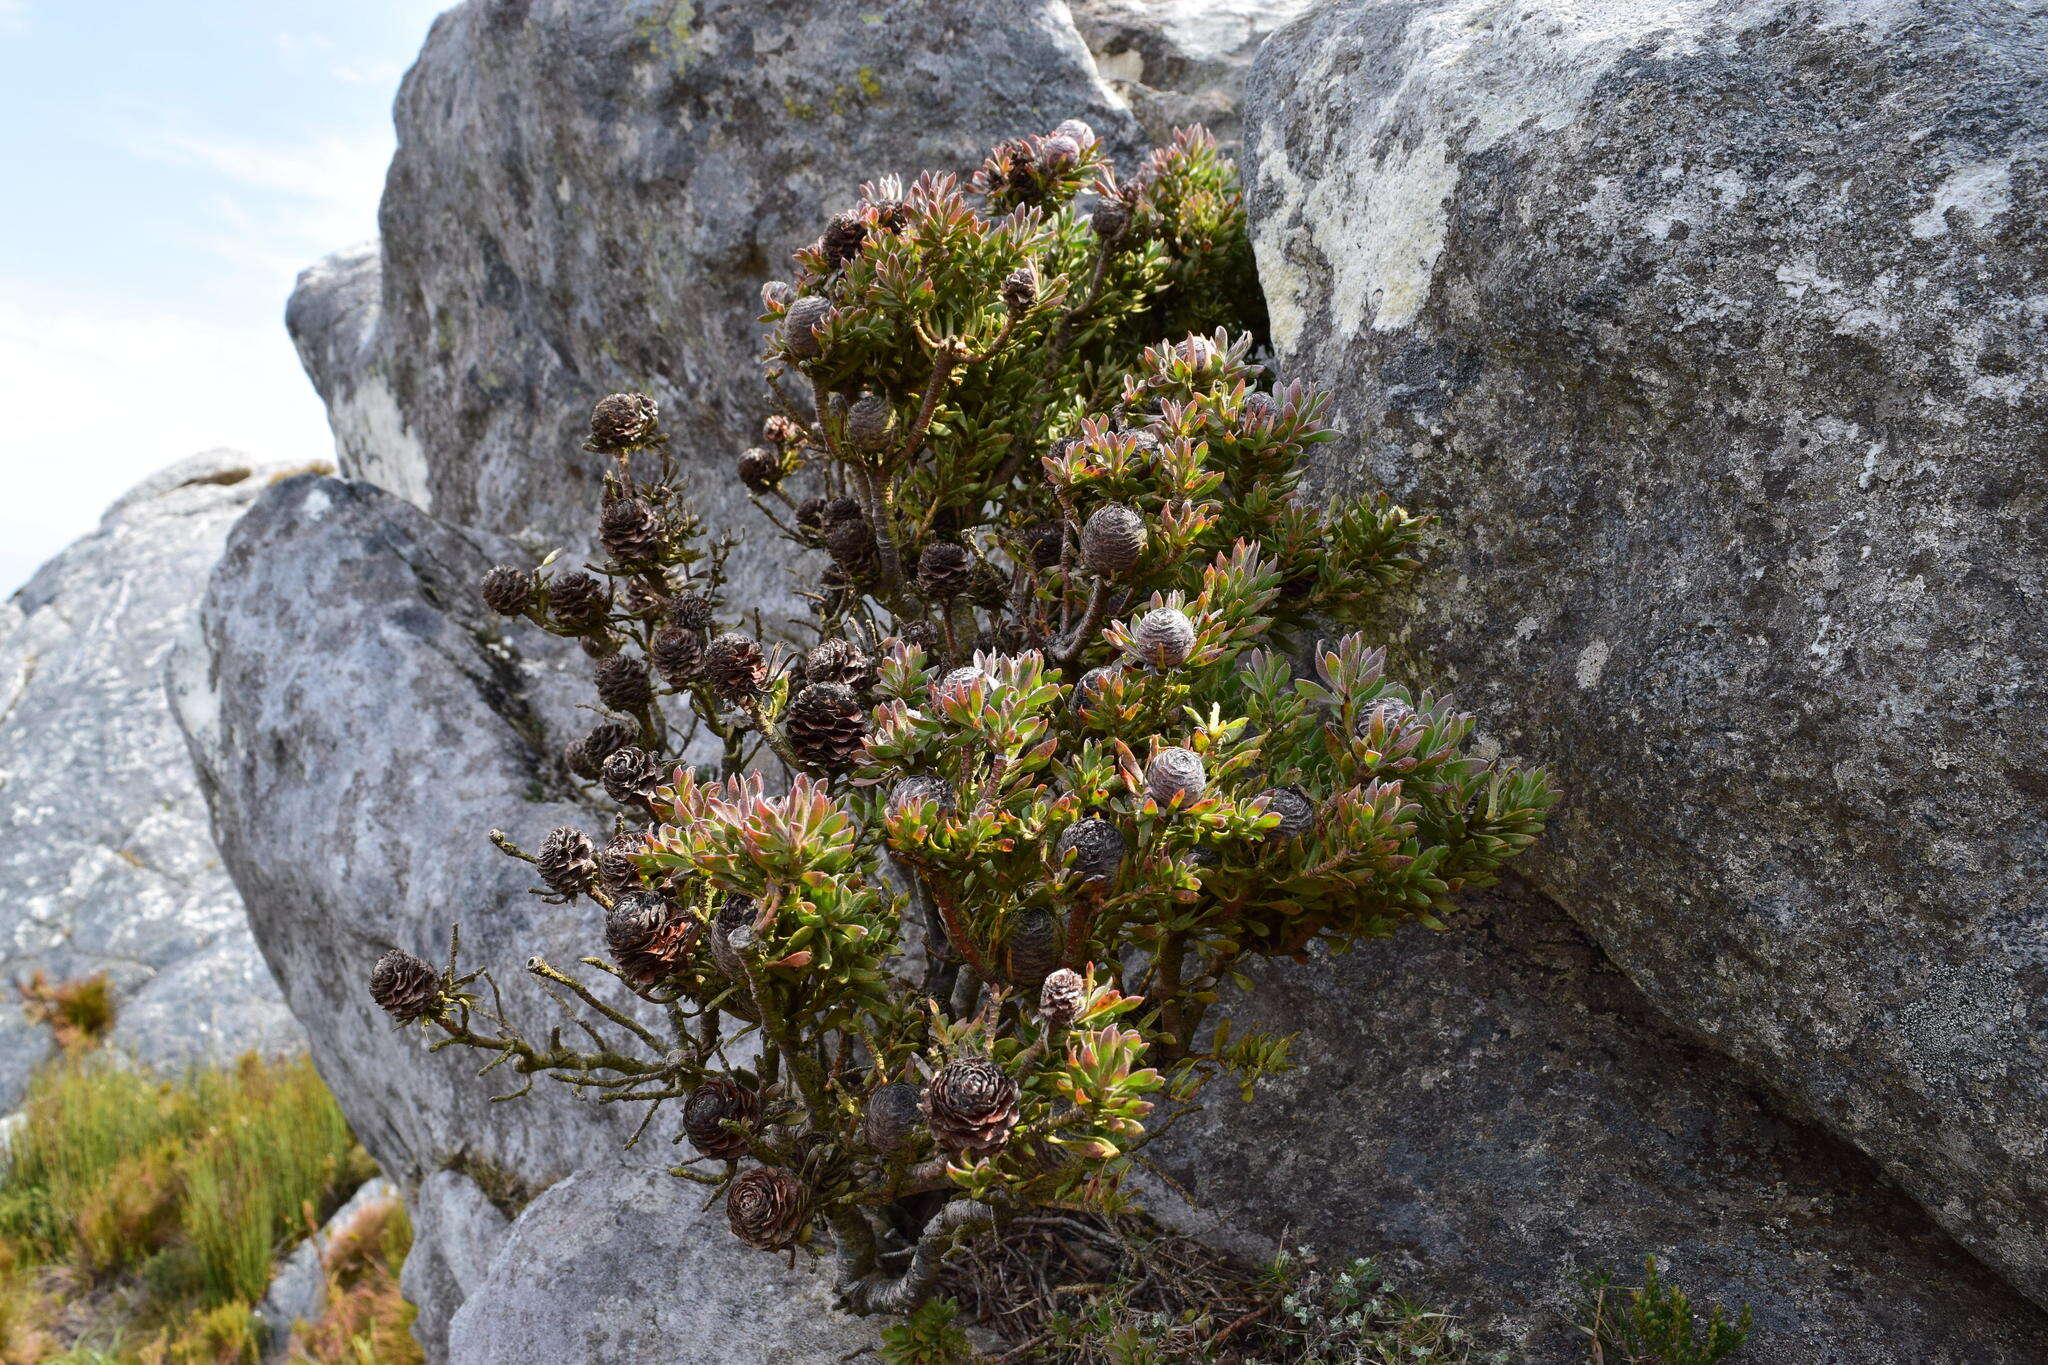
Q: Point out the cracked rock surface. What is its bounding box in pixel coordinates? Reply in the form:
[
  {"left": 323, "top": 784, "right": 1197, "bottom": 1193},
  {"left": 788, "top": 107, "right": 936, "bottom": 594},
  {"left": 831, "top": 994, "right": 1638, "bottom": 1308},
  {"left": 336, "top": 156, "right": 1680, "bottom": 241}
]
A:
[{"left": 0, "top": 450, "right": 306, "bottom": 1108}]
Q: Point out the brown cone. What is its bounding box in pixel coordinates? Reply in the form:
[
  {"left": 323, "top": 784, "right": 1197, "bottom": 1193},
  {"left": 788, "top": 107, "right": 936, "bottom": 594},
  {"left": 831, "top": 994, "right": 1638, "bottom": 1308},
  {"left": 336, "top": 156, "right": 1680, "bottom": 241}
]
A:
[
  {"left": 604, "top": 893, "right": 694, "bottom": 985},
  {"left": 683, "top": 1076, "right": 760, "bottom": 1160},
  {"left": 922, "top": 1058, "right": 1021, "bottom": 1157},
  {"left": 727, "top": 1166, "right": 811, "bottom": 1250},
  {"left": 368, "top": 949, "right": 441, "bottom": 1024},
  {"left": 783, "top": 683, "right": 867, "bottom": 772},
  {"left": 536, "top": 827, "right": 597, "bottom": 899}
]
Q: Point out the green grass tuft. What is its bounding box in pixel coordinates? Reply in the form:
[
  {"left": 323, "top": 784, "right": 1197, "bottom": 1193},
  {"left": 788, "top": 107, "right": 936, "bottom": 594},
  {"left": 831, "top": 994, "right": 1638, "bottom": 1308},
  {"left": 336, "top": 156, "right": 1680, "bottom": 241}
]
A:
[{"left": 0, "top": 1052, "right": 384, "bottom": 1360}]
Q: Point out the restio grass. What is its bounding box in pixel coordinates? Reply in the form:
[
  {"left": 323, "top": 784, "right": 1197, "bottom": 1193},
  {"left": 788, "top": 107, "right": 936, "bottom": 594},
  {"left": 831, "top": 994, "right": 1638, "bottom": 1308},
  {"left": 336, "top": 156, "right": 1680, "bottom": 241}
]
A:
[{"left": 0, "top": 1051, "right": 418, "bottom": 1364}]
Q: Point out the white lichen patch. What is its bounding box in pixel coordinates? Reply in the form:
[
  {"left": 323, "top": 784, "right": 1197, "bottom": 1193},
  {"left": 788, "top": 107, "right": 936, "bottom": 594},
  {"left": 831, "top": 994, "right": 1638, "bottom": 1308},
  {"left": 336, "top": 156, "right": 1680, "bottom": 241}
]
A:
[
  {"left": 1575, "top": 639, "right": 1611, "bottom": 689},
  {"left": 1909, "top": 158, "right": 2017, "bottom": 239},
  {"left": 331, "top": 374, "right": 433, "bottom": 512},
  {"left": 1256, "top": 0, "right": 1917, "bottom": 349}
]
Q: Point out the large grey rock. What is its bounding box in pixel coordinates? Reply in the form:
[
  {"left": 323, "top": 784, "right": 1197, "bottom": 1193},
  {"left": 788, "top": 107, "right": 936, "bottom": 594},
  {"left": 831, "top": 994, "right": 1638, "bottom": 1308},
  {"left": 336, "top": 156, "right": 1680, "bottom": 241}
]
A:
[
  {"left": 172, "top": 472, "right": 613, "bottom": 1198},
  {"left": 1244, "top": 0, "right": 2048, "bottom": 1307},
  {"left": 1069, "top": 0, "right": 1316, "bottom": 149},
  {"left": 286, "top": 0, "right": 1143, "bottom": 609},
  {"left": 402, "top": 1169, "right": 512, "bottom": 1362},
  {"left": 448, "top": 1163, "right": 881, "bottom": 1364},
  {"left": 172, "top": 474, "right": 882, "bottom": 1360},
  {"left": 0, "top": 450, "right": 306, "bottom": 1108},
  {"left": 1152, "top": 879, "right": 2048, "bottom": 1360}
]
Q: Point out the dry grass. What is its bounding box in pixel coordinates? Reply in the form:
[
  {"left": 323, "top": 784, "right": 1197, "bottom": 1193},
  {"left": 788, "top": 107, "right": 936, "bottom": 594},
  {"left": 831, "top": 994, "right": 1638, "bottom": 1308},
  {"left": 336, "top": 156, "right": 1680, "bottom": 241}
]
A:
[{"left": 924, "top": 1211, "right": 1492, "bottom": 1364}]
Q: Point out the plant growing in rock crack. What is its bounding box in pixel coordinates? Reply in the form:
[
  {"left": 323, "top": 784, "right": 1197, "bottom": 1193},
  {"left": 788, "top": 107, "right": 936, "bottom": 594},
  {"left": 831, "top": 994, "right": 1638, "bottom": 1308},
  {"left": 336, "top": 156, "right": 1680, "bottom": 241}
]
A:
[{"left": 364, "top": 119, "right": 1554, "bottom": 1319}]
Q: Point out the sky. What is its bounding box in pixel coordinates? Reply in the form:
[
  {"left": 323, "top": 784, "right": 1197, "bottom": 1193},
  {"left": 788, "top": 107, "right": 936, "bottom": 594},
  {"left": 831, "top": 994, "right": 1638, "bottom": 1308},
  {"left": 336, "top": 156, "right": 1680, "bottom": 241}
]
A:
[{"left": 0, "top": 0, "right": 450, "bottom": 595}]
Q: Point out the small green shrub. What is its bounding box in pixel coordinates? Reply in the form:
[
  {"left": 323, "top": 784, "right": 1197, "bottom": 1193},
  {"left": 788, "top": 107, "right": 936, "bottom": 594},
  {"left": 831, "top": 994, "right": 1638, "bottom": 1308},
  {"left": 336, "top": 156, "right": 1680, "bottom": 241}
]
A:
[
  {"left": 1572, "top": 1258, "right": 1752, "bottom": 1364},
  {"left": 880, "top": 1297, "right": 974, "bottom": 1365}
]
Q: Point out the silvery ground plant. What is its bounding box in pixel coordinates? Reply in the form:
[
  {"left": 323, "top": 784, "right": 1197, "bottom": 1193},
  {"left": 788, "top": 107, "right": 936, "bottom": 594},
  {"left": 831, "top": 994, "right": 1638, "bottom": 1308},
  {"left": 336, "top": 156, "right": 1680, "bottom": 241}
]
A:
[{"left": 364, "top": 119, "right": 1554, "bottom": 1318}]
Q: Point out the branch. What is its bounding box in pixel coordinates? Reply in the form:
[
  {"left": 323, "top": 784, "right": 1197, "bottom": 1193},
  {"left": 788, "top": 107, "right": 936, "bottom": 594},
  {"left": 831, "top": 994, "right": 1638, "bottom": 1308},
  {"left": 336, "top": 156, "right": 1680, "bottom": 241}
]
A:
[{"left": 839, "top": 1199, "right": 994, "bottom": 1315}]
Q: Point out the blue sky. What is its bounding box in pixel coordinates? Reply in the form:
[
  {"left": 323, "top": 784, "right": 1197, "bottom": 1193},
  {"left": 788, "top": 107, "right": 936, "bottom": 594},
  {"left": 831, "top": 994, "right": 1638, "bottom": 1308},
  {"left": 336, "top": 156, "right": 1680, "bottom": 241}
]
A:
[{"left": 0, "top": 0, "right": 449, "bottom": 594}]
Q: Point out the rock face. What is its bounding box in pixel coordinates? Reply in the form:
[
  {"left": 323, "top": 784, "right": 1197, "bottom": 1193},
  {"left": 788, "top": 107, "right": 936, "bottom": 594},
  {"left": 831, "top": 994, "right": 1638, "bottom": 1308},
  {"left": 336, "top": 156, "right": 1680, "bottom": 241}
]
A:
[
  {"left": 1153, "top": 879, "right": 2048, "bottom": 1359},
  {"left": 1069, "top": 0, "right": 1316, "bottom": 149},
  {"left": 447, "top": 1164, "right": 879, "bottom": 1364},
  {"left": 285, "top": 0, "right": 1144, "bottom": 609},
  {"left": 0, "top": 451, "right": 305, "bottom": 1109},
  {"left": 172, "top": 473, "right": 878, "bottom": 1361},
  {"left": 1243, "top": 0, "right": 2048, "bottom": 1308}
]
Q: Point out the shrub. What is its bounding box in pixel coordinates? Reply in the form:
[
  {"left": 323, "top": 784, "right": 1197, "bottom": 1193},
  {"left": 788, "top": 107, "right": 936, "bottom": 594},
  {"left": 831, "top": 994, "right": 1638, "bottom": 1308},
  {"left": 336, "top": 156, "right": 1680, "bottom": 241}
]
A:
[
  {"left": 1572, "top": 1258, "right": 1752, "bottom": 1364},
  {"left": 18, "top": 971, "right": 117, "bottom": 1052},
  {"left": 372, "top": 118, "right": 1553, "bottom": 1316}
]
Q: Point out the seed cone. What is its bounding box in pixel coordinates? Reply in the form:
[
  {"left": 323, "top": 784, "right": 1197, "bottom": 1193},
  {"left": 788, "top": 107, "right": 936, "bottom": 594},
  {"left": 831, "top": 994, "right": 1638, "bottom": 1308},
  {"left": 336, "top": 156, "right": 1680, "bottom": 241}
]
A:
[
  {"left": 1090, "top": 199, "right": 1130, "bottom": 242},
  {"left": 536, "top": 827, "right": 597, "bottom": 898},
  {"left": 737, "top": 447, "right": 782, "bottom": 493},
  {"left": 480, "top": 566, "right": 534, "bottom": 616},
  {"left": 922, "top": 1058, "right": 1022, "bottom": 1156},
  {"left": 671, "top": 593, "right": 716, "bottom": 631},
  {"left": 1257, "top": 786, "right": 1318, "bottom": 841},
  {"left": 684, "top": 1077, "right": 761, "bottom": 1160},
  {"left": 727, "top": 1167, "right": 811, "bottom": 1251},
  {"left": 594, "top": 653, "right": 654, "bottom": 712},
  {"left": 802, "top": 638, "right": 876, "bottom": 692},
  {"left": 368, "top": 949, "right": 441, "bottom": 1024},
  {"left": 795, "top": 496, "right": 830, "bottom": 544},
  {"left": 1001, "top": 265, "right": 1038, "bottom": 309},
  {"left": 1021, "top": 523, "right": 1063, "bottom": 571},
  {"left": 1002, "top": 908, "right": 1063, "bottom": 990},
  {"left": 586, "top": 392, "right": 660, "bottom": 453},
  {"left": 844, "top": 394, "right": 896, "bottom": 454},
  {"left": 781, "top": 296, "right": 833, "bottom": 360},
  {"left": 602, "top": 746, "right": 662, "bottom": 806},
  {"left": 1146, "top": 747, "right": 1206, "bottom": 806},
  {"left": 1356, "top": 696, "right": 1420, "bottom": 737},
  {"left": 605, "top": 892, "right": 693, "bottom": 985},
  {"left": 1055, "top": 817, "right": 1126, "bottom": 883},
  {"left": 1133, "top": 607, "right": 1195, "bottom": 669},
  {"left": 549, "top": 572, "right": 610, "bottom": 634},
  {"left": 595, "top": 829, "right": 647, "bottom": 895},
  {"left": 820, "top": 211, "right": 867, "bottom": 267},
  {"left": 968, "top": 561, "right": 1008, "bottom": 611},
  {"left": 710, "top": 894, "right": 758, "bottom": 981},
  {"left": 886, "top": 774, "right": 953, "bottom": 819},
  {"left": 784, "top": 682, "right": 867, "bottom": 772},
  {"left": 652, "top": 626, "right": 705, "bottom": 687},
  {"left": 822, "top": 508, "right": 878, "bottom": 578},
  {"left": 1039, "top": 968, "right": 1084, "bottom": 1027},
  {"left": 703, "top": 633, "right": 767, "bottom": 700},
  {"left": 1081, "top": 503, "right": 1146, "bottom": 579},
  {"left": 1071, "top": 664, "right": 1122, "bottom": 716},
  {"left": 862, "top": 1082, "right": 924, "bottom": 1155},
  {"left": 599, "top": 496, "right": 663, "bottom": 565},
  {"left": 916, "top": 542, "right": 972, "bottom": 600},
  {"left": 566, "top": 721, "right": 633, "bottom": 781}
]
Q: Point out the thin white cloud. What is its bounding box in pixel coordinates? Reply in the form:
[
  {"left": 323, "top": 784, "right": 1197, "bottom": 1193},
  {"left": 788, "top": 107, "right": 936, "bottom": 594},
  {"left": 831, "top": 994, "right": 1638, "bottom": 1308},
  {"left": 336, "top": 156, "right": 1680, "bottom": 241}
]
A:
[
  {"left": 0, "top": 279, "right": 337, "bottom": 596},
  {"left": 0, "top": 1, "right": 28, "bottom": 36},
  {"left": 115, "top": 122, "right": 391, "bottom": 280}
]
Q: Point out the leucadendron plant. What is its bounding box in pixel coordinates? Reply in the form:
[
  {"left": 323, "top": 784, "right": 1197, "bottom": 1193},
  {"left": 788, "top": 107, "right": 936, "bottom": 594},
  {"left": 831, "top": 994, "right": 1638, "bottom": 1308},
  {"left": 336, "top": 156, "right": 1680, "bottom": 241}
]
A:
[{"left": 365, "top": 121, "right": 1553, "bottom": 1316}]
